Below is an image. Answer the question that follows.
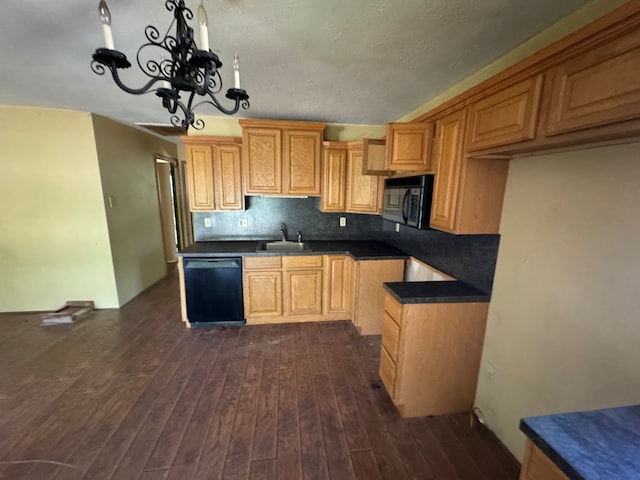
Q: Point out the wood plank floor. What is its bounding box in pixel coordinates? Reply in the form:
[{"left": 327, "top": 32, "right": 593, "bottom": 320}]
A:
[{"left": 0, "top": 269, "right": 520, "bottom": 480}]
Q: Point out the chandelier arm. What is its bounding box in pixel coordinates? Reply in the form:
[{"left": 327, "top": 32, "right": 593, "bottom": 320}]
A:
[
  {"left": 91, "top": 0, "right": 248, "bottom": 131},
  {"left": 107, "top": 66, "right": 164, "bottom": 95},
  {"left": 192, "top": 96, "right": 241, "bottom": 116}
]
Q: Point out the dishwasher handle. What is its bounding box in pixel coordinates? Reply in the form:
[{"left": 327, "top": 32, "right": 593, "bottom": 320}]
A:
[{"left": 183, "top": 258, "right": 242, "bottom": 269}]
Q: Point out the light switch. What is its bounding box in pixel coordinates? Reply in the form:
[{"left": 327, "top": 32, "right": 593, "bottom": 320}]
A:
[
  {"left": 204, "top": 218, "right": 212, "bottom": 228},
  {"left": 395, "top": 223, "right": 400, "bottom": 232},
  {"left": 107, "top": 195, "right": 117, "bottom": 208},
  {"left": 339, "top": 217, "right": 346, "bottom": 227}
]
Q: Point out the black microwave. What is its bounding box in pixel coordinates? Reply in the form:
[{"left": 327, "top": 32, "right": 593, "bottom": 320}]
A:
[{"left": 381, "top": 174, "right": 434, "bottom": 229}]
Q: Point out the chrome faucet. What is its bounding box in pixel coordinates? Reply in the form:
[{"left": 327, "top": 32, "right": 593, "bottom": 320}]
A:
[{"left": 280, "top": 224, "right": 287, "bottom": 242}]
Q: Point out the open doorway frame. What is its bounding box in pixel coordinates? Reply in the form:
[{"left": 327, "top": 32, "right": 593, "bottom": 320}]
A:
[{"left": 155, "top": 155, "right": 193, "bottom": 267}]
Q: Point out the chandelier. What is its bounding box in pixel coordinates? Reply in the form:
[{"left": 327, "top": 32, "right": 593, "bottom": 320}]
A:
[{"left": 91, "top": 0, "right": 250, "bottom": 131}]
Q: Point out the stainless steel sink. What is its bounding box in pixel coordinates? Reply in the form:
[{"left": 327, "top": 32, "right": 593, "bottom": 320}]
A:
[{"left": 256, "top": 241, "right": 312, "bottom": 252}]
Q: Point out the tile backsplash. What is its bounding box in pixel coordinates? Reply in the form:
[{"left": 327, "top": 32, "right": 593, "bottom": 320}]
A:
[
  {"left": 193, "top": 197, "right": 382, "bottom": 241},
  {"left": 192, "top": 197, "right": 500, "bottom": 294}
]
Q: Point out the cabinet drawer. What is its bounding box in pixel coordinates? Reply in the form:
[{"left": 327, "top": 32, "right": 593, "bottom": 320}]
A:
[
  {"left": 244, "top": 256, "right": 282, "bottom": 270},
  {"left": 283, "top": 255, "right": 323, "bottom": 269},
  {"left": 384, "top": 292, "right": 402, "bottom": 322},
  {"left": 381, "top": 312, "right": 400, "bottom": 362},
  {"left": 379, "top": 345, "right": 397, "bottom": 398}
]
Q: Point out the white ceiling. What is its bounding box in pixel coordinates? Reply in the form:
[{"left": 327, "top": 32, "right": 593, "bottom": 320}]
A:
[{"left": 0, "top": 0, "right": 590, "bottom": 128}]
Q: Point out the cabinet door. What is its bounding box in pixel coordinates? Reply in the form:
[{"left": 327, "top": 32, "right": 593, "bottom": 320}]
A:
[
  {"left": 467, "top": 75, "right": 543, "bottom": 151},
  {"left": 242, "top": 128, "right": 282, "bottom": 194},
  {"left": 520, "top": 441, "right": 569, "bottom": 480},
  {"left": 283, "top": 269, "right": 323, "bottom": 316},
  {"left": 545, "top": 29, "right": 640, "bottom": 136},
  {"left": 213, "top": 143, "right": 244, "bottom": 210},
  {"left": 185, "top": 144, "right": 214, "bottom": 211},
  {"left": 353, "top": 259, "right": 405, "bottom": 335},
  {"left": 243, "top": 271, "right": 282, "bottom": 317},
  {"left": 283, "top": 130, "right": 322, "bottom": 195},
  {"left": 385, "top": 122, "right": 435, "bottom": 172},
  {"left": 323, "top": 255, "right": 353, "bottom": 315},
  {"left": 346, "top": 147, "right": 383, "bottom": 214},
  {"left": 430, "top": 109, "right": 468, "bottom": 233},
  {"left": 321, "top": 146, "right": 347, "bottom": 212}
]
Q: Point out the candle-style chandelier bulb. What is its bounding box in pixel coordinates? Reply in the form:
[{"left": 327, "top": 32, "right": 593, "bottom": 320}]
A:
[
  {"left": 91, "top": 0, "right": 249, "bottom": 130},
  {"left": 197, "top": 1, "right": 210, "bottom": 51},
  {"left": 98, "top": 0, "right": 111, "bottom": 25}
]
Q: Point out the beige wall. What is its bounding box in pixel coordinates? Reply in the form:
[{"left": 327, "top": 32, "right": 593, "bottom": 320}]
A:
[
  {"left": 92, "top": 115, "right": 179, "bottom": 306},
  {"left": 0, "top": 106, "right": 119, "bottom": 311},
  {"left": 192, "top": 115, "right": 386, "bottom": 141},
  {"left": 474, "top": 143, "right": 640, "bottom": 459}
]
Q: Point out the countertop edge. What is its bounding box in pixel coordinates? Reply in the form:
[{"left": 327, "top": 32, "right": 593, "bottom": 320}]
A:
[
  {"left": 383, "top": 282, "right": 491, "bottom": 304},
  {"left": 519, "top": 419, "right": 583, "bottom": 480}
]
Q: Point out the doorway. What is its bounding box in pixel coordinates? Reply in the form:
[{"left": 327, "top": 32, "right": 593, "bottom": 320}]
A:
[{"left": 155, "top": 156, "right": 192, "bottom": 266}]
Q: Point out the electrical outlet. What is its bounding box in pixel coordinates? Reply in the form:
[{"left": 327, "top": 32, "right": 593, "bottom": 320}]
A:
[
  {"left": 395, "top": 223, "right": 400, "bottom": 232},
  {"left": 238, "top": 218, "right": 248, "bottom": 228},
  {"left": 204, "top": 218, "right": 212, "bottom": 228},
  {"left": 339, "top": 217, "right": 346, "bottom": 227},
  {"left": 487, "top": 362, "right": 497, "bottom": 379}
]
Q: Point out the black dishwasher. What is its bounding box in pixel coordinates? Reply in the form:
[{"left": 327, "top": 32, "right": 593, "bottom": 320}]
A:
[{"left": 183, "top": 257, "right": 245, "bottom": 325}]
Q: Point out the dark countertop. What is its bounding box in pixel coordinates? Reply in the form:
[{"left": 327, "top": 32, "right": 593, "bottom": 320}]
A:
[
  {"left": 520, "top": 405, "right": 640, "bottom": 480},
  {"left": 383, "top": 281, "right": 490, "bottom": 304},
  {"left": 177, "top": 240, "right": 409, "bottom": 261}
]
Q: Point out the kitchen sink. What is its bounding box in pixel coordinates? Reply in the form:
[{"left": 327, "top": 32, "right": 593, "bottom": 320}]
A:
[{"left": 256, "top": 241, "right": 312, "bottom": 252}]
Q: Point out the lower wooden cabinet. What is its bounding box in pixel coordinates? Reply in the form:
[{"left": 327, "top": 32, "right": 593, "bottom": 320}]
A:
[
  {"left": 352, "top": 259, "right": 405, "bottom": 335},
  {"left": 242, "top": 256, "right": 283, "bottom": 319},
  {"left": 282, "top": 256, "right": 323, "bottom": 317},
  {"left": 243, "top": 254, "right": 353, "bottom": 324},
  {"left": 323, "top": 255, "right": 354, "bottom": 316},
  {"left": 520, "top": 441, "right": 569, "bottom": 480},
  {"left": 244, "top": 270, "right": 282, "bottom": 318},
  {"left": 379, "top": 292, "right": 489, "bottom": 417}
]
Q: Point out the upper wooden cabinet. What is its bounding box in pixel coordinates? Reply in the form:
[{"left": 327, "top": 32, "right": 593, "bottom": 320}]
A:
[
  {"left": 320, "top": 141, "right": 383, "bottom": 215},
  {"left": 321, "top": 142, "right": 347, "bottom": 212},
  {"left": 430, "top": 109, "right": 467, "bottom": 233},
  {"left": 362, "top": 138, "right": 388, "bottom": 175},
  {"left": 429, "top": 109, "right": 509, "bottom": 235},
  {"left": 239, "top": 119, "right": 325, "bottom": 196},
  {"left": 183, "top": 137, "right": 243, "bottom": 211},
  {"left": 346, "top": 142, "right": 384, "bottom": 214},
  {"left": 544, "top": 28, "right": 640, "bottom": 136},
  {"left": 466, "top": 75, "right": 543, "bottom": 151},
  {"left": 385, "top": 123, "right": 435, "bottom": 172},
  {"left": 213, "top": 143, "right": 243, "bottom": 210},
  {"left": 241, "top": 127, "right": 282, "bottom": 195}
]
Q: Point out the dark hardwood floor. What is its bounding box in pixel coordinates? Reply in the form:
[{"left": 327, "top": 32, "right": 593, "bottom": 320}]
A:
[{"left": 0, "top": 270, "right": 520, "bottom": 480}]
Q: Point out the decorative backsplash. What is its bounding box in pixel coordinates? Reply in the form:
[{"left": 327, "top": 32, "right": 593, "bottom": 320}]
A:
[
  {"left": 193, "top": 197, "right": 383, "bottom": 241},
  {"left": 381, "top": 219, "right": 500, "bottom": 294},
  {"left": 192, "top": 197, "right": 500, "bottom": 294}
]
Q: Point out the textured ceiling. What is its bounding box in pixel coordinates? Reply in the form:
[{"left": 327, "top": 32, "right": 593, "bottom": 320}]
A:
[{"left": 0, "top": 0, "right": 590, "bottom": 128}]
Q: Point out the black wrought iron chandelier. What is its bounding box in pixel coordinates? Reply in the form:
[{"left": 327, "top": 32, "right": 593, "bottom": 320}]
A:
[{"left": 91, "top": 0, "right": 249, "bottom": 131}]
